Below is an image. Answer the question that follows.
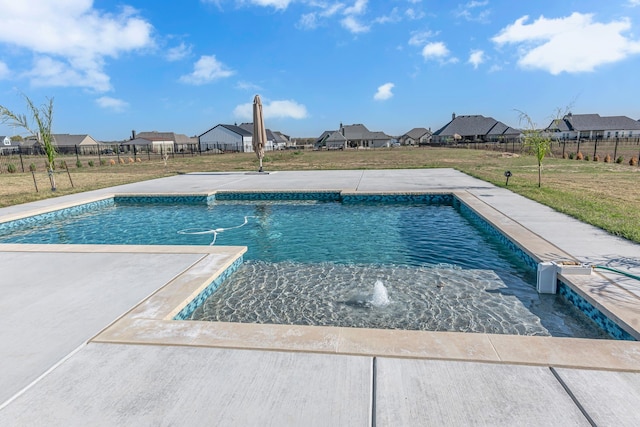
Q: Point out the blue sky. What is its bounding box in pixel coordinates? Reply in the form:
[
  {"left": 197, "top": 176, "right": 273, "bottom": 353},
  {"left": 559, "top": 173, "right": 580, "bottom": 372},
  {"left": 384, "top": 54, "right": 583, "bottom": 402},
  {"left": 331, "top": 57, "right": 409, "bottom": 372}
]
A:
[{"left": 1, "top": 0, "right": 639, "bottom": 141}]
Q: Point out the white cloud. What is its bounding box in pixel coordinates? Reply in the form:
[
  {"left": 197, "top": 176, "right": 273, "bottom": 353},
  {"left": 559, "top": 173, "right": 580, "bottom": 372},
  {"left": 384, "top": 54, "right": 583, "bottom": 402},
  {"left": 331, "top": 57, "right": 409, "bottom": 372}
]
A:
[
  {"left": 341, "top": 16, "right": 370, "bottom": 33},
  {"left": 250, "top": 0, "right": 293, "bottom": 9},
  {"left": 405, "top": 8, "right": 425, "bottom": 20},
  {"left": 179, "top": 55, "right": 235, "bottom": 84},
  {"left": 468, "top": 50, "right": 485, "bottom": 69},
  {"left": 455, "top": 0, "right": 490, "bottom": 23},
  {"left": 492, "top": 12, "right": 640, "bottom": 74},
  {"left": 0, "top": 0, "right": 154, "bottom": 92},
  {"left": 234, "top": 98, "right": 308, "bottom": 120},
  {"left": 0, "top": 61, "right": 10, "bottom": 79},
  {"left": 297, "top": 13, "right": 319, "bottom": 30},
  {"left": 344, "top": 0, "right": 368, "bottom": 15},
  {"left": 96, "top": 96, "right": 129, "bottom": 112},
  {"left": 408, "top": 30, "right": 436, "bottom": 46},
  {"left": 628, "top": 0, "right": 640, "bottom": 6},
  {"left": 25, "top": 56, "right": 111, "bottom": 91},
  {"left": 374, "top": 82, "right": 394, "bottom": 100},
  {"left": 422, "top": 42, "right": 450, "bottom": 60},
  {"left": 166, "top": 42, "right": 192, "bottom": 61}
]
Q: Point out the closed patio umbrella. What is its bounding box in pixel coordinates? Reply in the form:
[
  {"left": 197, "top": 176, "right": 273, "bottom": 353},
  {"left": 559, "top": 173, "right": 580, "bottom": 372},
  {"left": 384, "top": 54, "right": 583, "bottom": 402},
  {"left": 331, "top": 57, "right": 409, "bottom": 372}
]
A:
[{"left": 252, "top": 95, "right": 267, "bottom": 172}]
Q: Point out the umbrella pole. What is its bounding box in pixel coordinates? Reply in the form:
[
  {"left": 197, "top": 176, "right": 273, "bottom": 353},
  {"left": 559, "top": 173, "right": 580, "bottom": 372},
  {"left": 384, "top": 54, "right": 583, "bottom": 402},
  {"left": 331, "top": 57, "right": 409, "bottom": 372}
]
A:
[{"left": 259, "top": 158, "right": 263, "bottom": 172}]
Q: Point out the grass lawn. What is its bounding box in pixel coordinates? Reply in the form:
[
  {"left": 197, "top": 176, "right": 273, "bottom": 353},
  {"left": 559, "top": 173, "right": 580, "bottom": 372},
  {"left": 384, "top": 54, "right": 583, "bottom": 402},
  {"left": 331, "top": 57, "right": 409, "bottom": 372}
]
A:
[{"left": 1, "top": 147, "right": 639, "bottom": 243}]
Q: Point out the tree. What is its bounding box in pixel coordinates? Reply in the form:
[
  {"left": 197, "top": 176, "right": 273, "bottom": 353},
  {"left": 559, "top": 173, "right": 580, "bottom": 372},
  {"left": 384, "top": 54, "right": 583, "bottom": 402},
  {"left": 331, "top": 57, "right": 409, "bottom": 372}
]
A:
[
  {"left": 517, "top": 110, "right": 552, "bottom": 188},
  {"left": 0, "top": 95, "right": 57, "bottom": 190}
]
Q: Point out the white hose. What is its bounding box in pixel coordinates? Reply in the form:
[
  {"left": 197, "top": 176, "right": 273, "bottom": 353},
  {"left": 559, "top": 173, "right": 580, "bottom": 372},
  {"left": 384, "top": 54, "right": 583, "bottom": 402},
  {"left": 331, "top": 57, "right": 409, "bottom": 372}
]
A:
[{"left": 178, "top": 216, "right": 255, "bottom": 245}]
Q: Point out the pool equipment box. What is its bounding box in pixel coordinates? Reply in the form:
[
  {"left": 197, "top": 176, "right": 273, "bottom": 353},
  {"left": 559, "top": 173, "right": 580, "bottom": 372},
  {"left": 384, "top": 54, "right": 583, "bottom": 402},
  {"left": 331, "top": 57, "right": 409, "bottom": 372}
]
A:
[{"left": 537, "top": 261, "right": 592, "bottom": 294}]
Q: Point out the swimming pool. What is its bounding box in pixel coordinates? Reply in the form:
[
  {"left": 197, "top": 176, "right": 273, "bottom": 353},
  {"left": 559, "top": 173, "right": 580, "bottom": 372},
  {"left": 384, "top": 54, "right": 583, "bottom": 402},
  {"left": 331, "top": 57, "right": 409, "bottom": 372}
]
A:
[{"left": 0, "top": 193, "right": 611, "bottom": 338}]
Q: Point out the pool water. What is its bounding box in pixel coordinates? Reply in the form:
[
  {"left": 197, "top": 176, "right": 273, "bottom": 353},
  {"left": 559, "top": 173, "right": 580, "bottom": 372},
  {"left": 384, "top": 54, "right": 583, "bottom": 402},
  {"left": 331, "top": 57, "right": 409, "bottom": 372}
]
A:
[{"left": 0, "top": 198, "right": 608, "bottom": 338}]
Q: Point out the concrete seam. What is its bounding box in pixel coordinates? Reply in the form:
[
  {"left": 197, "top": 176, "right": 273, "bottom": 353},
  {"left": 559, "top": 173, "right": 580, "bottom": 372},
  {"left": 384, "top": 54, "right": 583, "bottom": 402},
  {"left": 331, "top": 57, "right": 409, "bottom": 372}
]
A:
[
  {"left": 549, "top": 367, "right": 597, "bottom": 427},
  {"left": 0, "top": 342, "right": 87, "bottom": 411},
  {"left": 371, "top": 356, "right": 377, "bottom": 427}
]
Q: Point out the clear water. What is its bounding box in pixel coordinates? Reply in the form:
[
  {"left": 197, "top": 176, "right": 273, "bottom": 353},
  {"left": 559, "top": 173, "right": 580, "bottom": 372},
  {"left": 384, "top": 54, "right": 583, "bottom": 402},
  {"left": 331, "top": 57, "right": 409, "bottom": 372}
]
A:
[{"left": 0, "top": 199, "right": 608, "bottom": 338}]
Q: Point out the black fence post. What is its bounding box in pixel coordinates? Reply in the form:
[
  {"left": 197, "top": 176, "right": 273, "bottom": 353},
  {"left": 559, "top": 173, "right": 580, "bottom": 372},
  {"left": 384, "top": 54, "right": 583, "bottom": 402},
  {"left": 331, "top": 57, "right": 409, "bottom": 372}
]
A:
[
  {"left": 614, "top": 138, "right": 619, "bottom": 160},
  {"left": 75, "top": 145, "right": 79, "bottom": 164},
  {"left": 19, "top": 152, "right": 25, "bottom": 172},
  {"left": 593, "top": 139, "right": 598, "bottom": 159}
]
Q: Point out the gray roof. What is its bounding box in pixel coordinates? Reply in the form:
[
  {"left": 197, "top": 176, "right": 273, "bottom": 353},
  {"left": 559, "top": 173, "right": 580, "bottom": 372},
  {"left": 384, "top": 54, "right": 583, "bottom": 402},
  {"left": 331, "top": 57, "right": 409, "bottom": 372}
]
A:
[
  {"left": 219, "top": 124, "right": 253, "bottom": 137},
  {"left": 135, "top": 131, "right": 196, "bottom": 143},
  {"left": 0, "top": 136, "right": 21, "bottom": 148},
  {"left": 326, "top": 131, "right": 347, "bottom": 143},
  {"left": 403, "top": 128, "right": 431, "bottom": 140},
  {"left": 547, "top": 114, "right": 640, "bottom": 132},
  {"left": 433, "top": 115, "right": 519, "bottom": 138},
  {"left": 318, "top": 124, "right": 392, "bottom": 142},
  {"left": 52, "top": 134, "right": 95, "bottom": 146}
]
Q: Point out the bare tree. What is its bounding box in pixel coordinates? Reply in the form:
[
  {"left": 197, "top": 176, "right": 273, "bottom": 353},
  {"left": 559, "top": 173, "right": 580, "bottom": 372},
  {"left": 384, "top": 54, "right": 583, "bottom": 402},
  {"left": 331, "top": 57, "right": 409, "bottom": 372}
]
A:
[{"left": 0, "top": 95, "right": 57, "bottom": 190}]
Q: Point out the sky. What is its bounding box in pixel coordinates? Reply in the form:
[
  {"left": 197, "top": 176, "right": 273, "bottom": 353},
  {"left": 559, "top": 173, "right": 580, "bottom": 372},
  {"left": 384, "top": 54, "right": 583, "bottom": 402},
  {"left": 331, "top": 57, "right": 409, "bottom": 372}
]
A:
[{"left": 1, "top": 0, "right": 639, "bottom": 141}]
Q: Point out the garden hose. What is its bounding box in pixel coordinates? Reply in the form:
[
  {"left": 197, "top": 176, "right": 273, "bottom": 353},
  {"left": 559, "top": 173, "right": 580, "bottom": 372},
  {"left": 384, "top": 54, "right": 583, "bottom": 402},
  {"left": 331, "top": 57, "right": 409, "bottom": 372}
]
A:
[{"left": 593, "top": 265, "right": 640, "bottom": 282}]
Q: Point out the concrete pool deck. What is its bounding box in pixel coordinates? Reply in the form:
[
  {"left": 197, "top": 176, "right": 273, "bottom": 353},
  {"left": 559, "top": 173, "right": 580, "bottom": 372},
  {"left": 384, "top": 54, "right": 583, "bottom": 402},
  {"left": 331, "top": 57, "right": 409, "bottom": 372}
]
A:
[{"left": 1, "top": 169, "right": 640, "bottom": 425}]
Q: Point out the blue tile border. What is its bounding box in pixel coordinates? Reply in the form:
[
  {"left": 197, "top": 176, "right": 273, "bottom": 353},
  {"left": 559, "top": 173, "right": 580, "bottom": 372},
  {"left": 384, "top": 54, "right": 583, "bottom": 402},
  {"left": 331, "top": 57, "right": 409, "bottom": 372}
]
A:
[
  {"left": 341, "top": 193, "right": 453, "bottom": 204},
  {"left": 0, "top": 198, "right": 115, "bottom": 233},
  {"left": 454, "top": 198, "right": 539, "bottom": 272},
  {"left": 214, "top": 191, "right": 341, "bottom": 201},
  {"left": 115, "top": 194, "right": 214, "bottom": 205},
  {"left": 558, "top": 281, "right": 636, "bottom": 341},
  {"left": 173, "top": 256, "right": 244, "bottom": 320}
]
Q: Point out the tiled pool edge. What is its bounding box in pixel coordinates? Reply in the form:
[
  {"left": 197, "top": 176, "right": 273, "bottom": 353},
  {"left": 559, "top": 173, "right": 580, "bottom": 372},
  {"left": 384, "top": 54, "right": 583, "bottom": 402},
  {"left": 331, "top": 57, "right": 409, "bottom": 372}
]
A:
[
  {"left": 454, "top": 192, "right": 638, "bottom": 341},
  {"left": 173, "top": 256, "right": 244, "bottom": 320}
]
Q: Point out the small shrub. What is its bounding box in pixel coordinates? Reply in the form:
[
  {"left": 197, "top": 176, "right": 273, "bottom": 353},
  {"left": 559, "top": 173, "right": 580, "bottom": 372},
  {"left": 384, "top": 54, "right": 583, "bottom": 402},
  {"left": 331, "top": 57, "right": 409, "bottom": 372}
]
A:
[
  {"left": 7, "top": 163, "right": 17, "bottom": 173},
  {"left": 604, "top": 154, "right": 611, "bottom": 163},
  {"left": 568, "top": 152, "right": 575, "bottom": 159},
  {"left": 100, "top": 159, "right": 107, "bottom": 166},
  {"left": 128, "top": 157, "right": 134, "bottom": 164},
  {"left": 584, "top": 155, "right": 590, "bottom": 161},
  {"left": 616, "top": 156, "right": 623, "bottom": 164},
  {"left": 576, "top": 152, "right": 584, "bottom": 160},
  {"left": 562, "top": 152, "right": 568, "bottom": 159},
  {"left": 109, "top": 159, "right": 116, "bottom": 166},
  {"left": 593, "top": 155, "right": 599, "bottom": 162},
  {"left": 29, "top": 163, "right": 36, "bottom": 172},
  {"left": 88, "top": 160, "right": 94, "bottom": 167},
  {"left": 76, "top": 159, "right": 83, "bottom": 168},
  {"left": 118, "top": 157, "right": 125, "bottom": 164},
  {"left": 136, "top": 158, "right": 142, "bottom": 163},
  {"left": 58, "top": 161, "right": 67, "bottom": 170},
  {"left": 630, "top": 157, "right": 638, "bottom": 166}
]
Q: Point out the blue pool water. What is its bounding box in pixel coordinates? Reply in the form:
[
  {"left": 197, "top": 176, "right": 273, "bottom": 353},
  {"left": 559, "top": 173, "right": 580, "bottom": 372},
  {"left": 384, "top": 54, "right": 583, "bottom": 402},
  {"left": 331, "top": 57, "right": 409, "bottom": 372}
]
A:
[{"left": 0, "top": 197, "right": 609, "bottom": 338}]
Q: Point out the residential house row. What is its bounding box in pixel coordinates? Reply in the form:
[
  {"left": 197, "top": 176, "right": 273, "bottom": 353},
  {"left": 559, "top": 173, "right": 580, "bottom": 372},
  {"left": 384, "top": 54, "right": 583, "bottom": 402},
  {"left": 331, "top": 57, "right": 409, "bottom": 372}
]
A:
[{"left": 2, "top": 112, "right": 639, "bottom": 157}]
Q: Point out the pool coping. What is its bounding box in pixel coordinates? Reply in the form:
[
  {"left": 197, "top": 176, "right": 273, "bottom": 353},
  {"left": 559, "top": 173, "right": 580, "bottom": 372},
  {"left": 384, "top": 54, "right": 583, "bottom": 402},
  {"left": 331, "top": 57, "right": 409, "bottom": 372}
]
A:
[{"left": 3, "top": 188, "right": 640, "bottom": 371}]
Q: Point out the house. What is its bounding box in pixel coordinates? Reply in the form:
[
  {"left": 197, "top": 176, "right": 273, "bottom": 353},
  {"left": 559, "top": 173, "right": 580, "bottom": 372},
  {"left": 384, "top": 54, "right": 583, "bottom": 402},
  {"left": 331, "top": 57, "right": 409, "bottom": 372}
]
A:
[
  {"left": 51, "top": 134, "right": 101, "bottom": 154},
  {"left": 545, "top": 113, "right": 640, "bottom": 140},
  {"left": 0, "top": 136, "right": 21, "bottom": 154},
  {"left": 133, "top": 131, "right": 198, "bottom": 153},
  {"left": 199, "top": 123, "right": 281, "bottom": 153},
  {"left": 118, "top": 138, "right": 153, "bottom": 154},
  {"left": 315, "top": 123, "right": 394, "bottom": 149},
  {"left": 199, "top": 124, "right": 253, "bottom": 153},
  {"left": 431, "top": 114, "right": 520, "bottom": 144},
  {"left": 400, "top": 128, "right": 432, "bottom": 146},
  {"left": 271, "top": 131, "right": 291, "bottom": 149}
]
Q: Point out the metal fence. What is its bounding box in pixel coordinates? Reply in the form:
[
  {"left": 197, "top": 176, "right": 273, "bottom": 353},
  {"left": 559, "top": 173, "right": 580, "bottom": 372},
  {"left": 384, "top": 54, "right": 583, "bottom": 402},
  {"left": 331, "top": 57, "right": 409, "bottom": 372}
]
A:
[{"left": 436, "top": 137, "right": 640, "bottom": 163}]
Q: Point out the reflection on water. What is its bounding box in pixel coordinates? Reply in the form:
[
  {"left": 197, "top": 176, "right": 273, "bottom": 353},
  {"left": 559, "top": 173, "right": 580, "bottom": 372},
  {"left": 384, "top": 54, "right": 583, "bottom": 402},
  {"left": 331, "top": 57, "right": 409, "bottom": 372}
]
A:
[{"left": 190, "top": 260, "right": 608, "bottom": 339}]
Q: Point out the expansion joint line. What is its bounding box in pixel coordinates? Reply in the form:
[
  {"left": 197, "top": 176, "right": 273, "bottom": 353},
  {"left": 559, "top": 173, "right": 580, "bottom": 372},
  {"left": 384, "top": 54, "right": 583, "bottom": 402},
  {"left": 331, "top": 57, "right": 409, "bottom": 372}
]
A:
[
  {"left": 371, "top": 356, "right": 377, "bottom": 427},
  {"left": 549, "top": 367, "right": 597, "bottom": 426}
]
